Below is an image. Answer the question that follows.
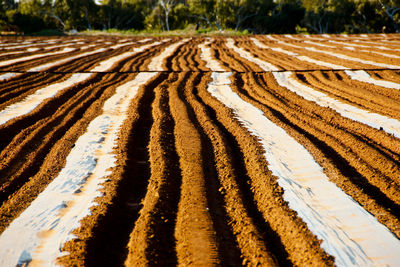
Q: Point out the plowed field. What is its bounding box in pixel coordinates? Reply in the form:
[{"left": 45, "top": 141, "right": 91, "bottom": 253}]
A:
[{"left": 1, "top": 34, "right": 400, "bottom": 266}]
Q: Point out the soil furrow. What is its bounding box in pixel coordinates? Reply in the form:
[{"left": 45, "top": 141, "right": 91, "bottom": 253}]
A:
[
  {"left": 0, "top": 72, "right": 64, "bottom": 94},
  {"left": 72, "top": 73, "right": 168, "bottom": 267},
  {"left": 304, "top": 41, "right": 400, "bottom": 66},
  {"left": 0, "top": 48, "right": 114, "bottom": 99},
  {"left": 213, "top": 39, "right": 262, "bottom": 72},
  {"left": 157, "top": 39, "right": 188, "bottom": 71},
  {"left": 238, "top": 39, "right": 314, "bottom": 71},
  {"left": 259, "top": 37, "right": 377, "bottom": 70},
  {"left": 181, "top": 72, "right": 244, "bottom": 266},
  {"left": 282, "top": 73, "right": 400, "bottom": 187},
  {"left": 0, "top": 73, "right": 67, "bottom": 105},
  {"left": 331, "top": 71, "right": 400, "bottom": 101},
  {"left": 119, "top": 43, "right": 170, "bottom": 72},
  {"left": 0, "top": 71, "right": 162, "bottom": 266},
  {"left": 375, "top": 70, "right": 400, "bottom": 83},
  {"left": 0, "top": 73, "right": 131, "bottom": 205},
  {"left": 213, "top": 71, "right": 400, "bottom": 266},
  {"left": 2, "top": 35, "right": 400, "bottom": 266},
  {"left": 0, "top": 48, "right": 78, "bottom": 71},
  {"left": 0, "top": 47, "right": 142, "bottom": 117},
  {"left": 186, "top": 43, "right": 200, "bottom": 70},
  {"left": 180, "top": 43, "right": 197, "bottom": 71},
  {"left": 290, "top": 72, "right": 400, "bottom": 157},
  {"left": 176, "top": 44, "right": 191, "bottom": 71},
  {"left": 118, "top": 50, "right": 153, "bottom": 71},
  {"left": 125, "top": 72, "right": 182, "bottom": 266},
  {"left": 49, "top": 44, "right": 147, "bottom": 73},
  {"left": 194, "top": 45, "right": 209, "bottom": 71},
  {"left": 238, "top": 72, "right": 400, "bottom": 237},
  {"left": 197, "top": 72, "right": 334, "bottom": 266},
  {"left": 207, "top": 41, "right": 232, "bottom": 71},
  {"left": 0, "top": 73, "right": 103, "bottom": 152},
  {"left": 49, "top": 49, "right": 118, "bottom": 73},
  {"left": 167, "top": 41, "right": 188, "bottom": 71},
  {"left": 297, "top": 72, "right": 400, "bottom": 118},
  {"left": 0, "top": 72, "right": 125, "bottom": 235},
  {"left": 1, "top": 41, "right": 141, "bottom": 73},
  {"left": 170, "top": 72, "right": 231, "bottom": 265},
  {"left": 190, "top": 72, "right": 291, "bottom": 266}
]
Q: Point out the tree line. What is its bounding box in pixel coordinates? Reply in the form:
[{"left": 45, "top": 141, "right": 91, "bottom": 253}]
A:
[{"left": 0, "top": 0, "right": 399, "bottom": 34}]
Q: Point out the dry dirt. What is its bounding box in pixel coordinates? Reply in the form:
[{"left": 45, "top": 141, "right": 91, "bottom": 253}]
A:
[{"left": 1, "top": 34, "right": 400, "bottom": 266}]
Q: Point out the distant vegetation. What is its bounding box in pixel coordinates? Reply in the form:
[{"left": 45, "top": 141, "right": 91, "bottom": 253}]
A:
[{"left": 0, "top": 0, "right": 399, "bottom": 35}]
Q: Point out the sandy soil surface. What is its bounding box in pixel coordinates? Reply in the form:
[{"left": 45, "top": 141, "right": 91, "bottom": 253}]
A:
[{"left": 1, "top": 34, "right": 400, "bottom": 266}]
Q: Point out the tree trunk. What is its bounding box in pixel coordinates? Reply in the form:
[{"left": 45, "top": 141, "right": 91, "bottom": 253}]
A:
[
  {"left": 84, "top": 8, "right": 92, "bottom": 30},
  {"left": 165, "top": 10, "right": 170, "bottom": 31}
]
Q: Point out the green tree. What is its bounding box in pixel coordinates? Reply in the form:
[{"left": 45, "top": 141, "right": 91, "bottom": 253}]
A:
[
  {"left": 0, "top": 1, "right": 7, "bottom": 31},
  {"left": 271, "top": 0, "right": 305, "bottom": 33},
  {"left": 301, "top": 0, "right": 331, "bottom": 33},
  {"left": 187, "top": 0, "right": 218, "bottom": 30},
  {"left": 230, "top": 0, "right": 266, "bottom": 31},
  {"left": 158, "top": 0, "right": 176, "bottom": 31},
  {"left": 170, "top": 3, "right": 190, "bottom": 29},
  {"left": 8, "top": 0, "right": 56, "bottom": 33},
  {"left": 300, "top": 0, "right": 400, "bottom": 34},
  {"left": 144, "top": 5, "right": 164, "bottom": 30},
  {"left": 0, "top": 1, "right": 6, "bottom": 21},
  {"left": 52, "top": 0, "right": 98, "bottom": 31},
  {"left": 98, "top": 0, "right": 145, "bottom": 30},
  {"left": 346, "top": 0, "right": 380, "bottom": 33},
  {"left": 378, "top": 0, "right": 400, "bottom": 32},
  {"left": 240, "top": 0, "right": 281, "bottom": 33},
  {"left": 2, "top": 0, "right": 400, "bottom": 34}
]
